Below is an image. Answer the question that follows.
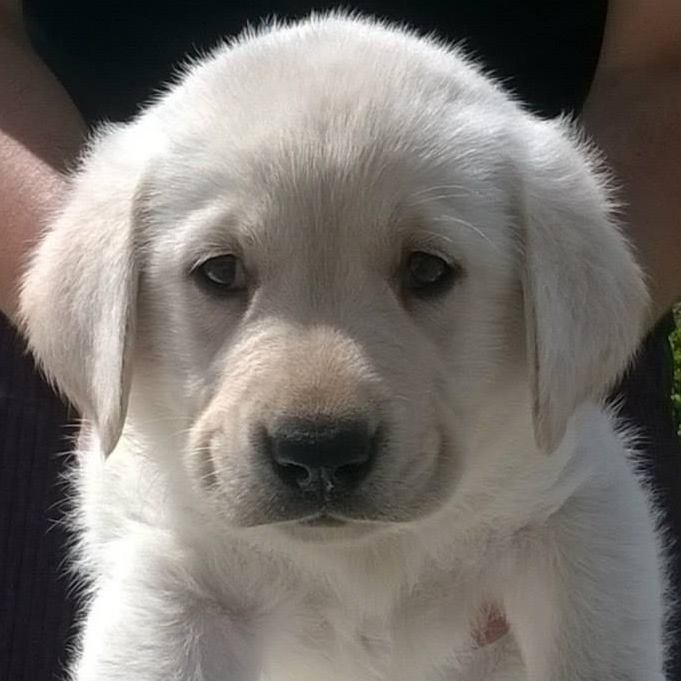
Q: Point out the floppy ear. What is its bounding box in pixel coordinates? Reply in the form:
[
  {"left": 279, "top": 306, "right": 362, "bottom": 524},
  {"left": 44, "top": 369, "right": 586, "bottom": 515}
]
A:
[
  {"left": 20, "top": 124, "right": 154, "bottom": 455},
  {"left": 519, "top": 119, "right": 649, "bottom": 453}
]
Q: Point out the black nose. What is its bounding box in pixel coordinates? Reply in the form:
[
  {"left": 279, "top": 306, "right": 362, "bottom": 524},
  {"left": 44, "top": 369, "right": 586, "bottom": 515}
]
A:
[{"left": 265, "top": 419, "right": 376, "bottom": 494}]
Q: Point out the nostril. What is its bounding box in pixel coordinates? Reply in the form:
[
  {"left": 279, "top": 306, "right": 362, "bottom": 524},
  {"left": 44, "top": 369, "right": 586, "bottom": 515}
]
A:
[
  {"left": 256, "top": 426, "right": 318, "bottom": 490},
  {"left": 332, "top": 459, "right": 372, "bottom": 487},
  {"left": 277, "top": 461, "right": 315, "bottom": 489}
]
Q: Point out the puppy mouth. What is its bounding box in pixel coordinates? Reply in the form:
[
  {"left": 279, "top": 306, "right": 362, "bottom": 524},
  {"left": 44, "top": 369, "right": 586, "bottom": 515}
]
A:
[
  {"left": 298, "top": 513, "right": 349, "bottom": 528},
  {"left": 276, "top": 509, "right": 389, "bottom": 542},
  {"left": 292, "top": 500, "right": 370, "bottom": 527},
  {"left": 280, "top": 503, "right": 384, "bottom": 529}
]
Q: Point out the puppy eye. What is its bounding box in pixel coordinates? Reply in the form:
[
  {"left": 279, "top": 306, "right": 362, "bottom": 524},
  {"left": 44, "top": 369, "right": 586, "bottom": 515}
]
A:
[
  {"left": 403, "top": 252, "right": 460, "bottom": 297},
  {"left": 193, "top": 255, "right": 246, "bottom": 294}
]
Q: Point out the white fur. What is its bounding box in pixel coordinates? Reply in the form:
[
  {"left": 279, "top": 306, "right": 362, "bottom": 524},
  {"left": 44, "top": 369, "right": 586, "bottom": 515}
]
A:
[{"left": 20, "top": 14, "right": 665, "bottom": 681}]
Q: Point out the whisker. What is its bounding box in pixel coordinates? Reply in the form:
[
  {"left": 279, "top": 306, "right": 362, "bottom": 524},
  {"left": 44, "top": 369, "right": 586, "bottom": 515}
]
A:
[
  {"left": 428, "top": 215, "right": 499, "bottom": 252},
  {"left": 407, "top": 192, "right": 471, "bottom": 205},
  {"left": 407, "top": 183, "right": 474, "bottom": 201}
]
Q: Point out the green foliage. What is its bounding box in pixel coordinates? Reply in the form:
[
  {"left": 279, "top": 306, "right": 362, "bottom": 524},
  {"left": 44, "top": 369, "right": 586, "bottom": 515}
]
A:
[{"left": 671, "top": 306, "right": 681, "bottom": 440}]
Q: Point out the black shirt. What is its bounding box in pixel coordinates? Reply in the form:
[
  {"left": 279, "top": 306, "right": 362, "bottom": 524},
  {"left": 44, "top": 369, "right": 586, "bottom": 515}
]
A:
[{"left": 23, "top": 0, "right": 607, "bottom": 124}]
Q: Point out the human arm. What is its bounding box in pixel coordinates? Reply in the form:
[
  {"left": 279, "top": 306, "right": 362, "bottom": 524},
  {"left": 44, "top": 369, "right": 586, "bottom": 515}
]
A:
[
  {"left": 0, "top": 0, "right": 85, "bottom": 322},
  {"left": 582, "top": 0, "right": 681, "bottom": 321}
]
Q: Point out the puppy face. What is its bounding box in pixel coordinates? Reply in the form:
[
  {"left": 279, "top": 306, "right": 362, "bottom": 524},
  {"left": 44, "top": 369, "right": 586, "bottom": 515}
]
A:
[
  {"left": 21, "top": 16, "right": 648, "bottom": 540},
  {"left": 136, "top": 104, "right": 519, "bottom": 531}
]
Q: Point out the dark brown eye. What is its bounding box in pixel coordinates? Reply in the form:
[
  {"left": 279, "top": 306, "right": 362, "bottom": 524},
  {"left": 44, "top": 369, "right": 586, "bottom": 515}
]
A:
[
  {"left": 193, "top": 255, "right": 246, "bottom": 294},
  {"left": 403, "top": 251, "right": 460, "bottom": 297}
]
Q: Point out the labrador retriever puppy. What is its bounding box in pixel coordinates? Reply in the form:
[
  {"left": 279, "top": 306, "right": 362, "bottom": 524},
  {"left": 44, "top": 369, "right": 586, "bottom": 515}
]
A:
[{"left": 20, "top": 13, "right": 666, "bottom": 681}]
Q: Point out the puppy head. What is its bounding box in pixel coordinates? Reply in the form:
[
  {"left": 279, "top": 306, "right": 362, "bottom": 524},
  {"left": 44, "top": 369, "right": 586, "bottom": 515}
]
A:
[{"left": 20, "top": 16, "right": 648, "bottom": 538}]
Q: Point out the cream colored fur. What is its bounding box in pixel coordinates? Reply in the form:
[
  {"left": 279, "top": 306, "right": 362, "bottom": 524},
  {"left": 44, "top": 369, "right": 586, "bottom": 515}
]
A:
[{"left": 20, "top": 13, "right": 665, "bottom": 681}]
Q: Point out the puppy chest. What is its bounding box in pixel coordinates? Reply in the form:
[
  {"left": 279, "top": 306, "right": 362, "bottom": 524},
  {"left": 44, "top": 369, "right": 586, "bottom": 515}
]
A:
[{"left": 259, "top": 596, "right": 489, "bottom": 681}]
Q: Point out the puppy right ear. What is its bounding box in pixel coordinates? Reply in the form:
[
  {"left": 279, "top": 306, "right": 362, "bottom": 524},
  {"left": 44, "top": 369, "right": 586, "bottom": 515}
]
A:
[
  {"left": 20, "top": 124, "right": 159, "bottom": 455},
  {"left": 518, "top": 119, "right": 649, "bottom": 453}
]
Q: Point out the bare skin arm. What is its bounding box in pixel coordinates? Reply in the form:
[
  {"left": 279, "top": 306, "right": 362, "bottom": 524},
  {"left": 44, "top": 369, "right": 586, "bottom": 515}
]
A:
[
  {"left": 0, "top": 0, "right": 85, "bottom": 322},
  {"left": 582, "top": 0, "right": 681, "bottom": 321}
]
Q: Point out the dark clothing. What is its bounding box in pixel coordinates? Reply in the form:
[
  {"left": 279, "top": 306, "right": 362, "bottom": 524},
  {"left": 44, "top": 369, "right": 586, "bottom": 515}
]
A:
[
  {"left": 2, "top": 2, "right": 679, "bottom": 679},
  {"left": 24, "top": 1, "right": 606, "bottom": 124},
  {"left": 0, "top": 323, "right": 76, "bottom": 681}
]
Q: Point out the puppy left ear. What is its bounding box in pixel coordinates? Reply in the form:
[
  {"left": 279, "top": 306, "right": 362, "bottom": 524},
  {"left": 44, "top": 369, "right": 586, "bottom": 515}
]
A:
[
  {"left": 20, "top": 124, "right": 155, "bottom": 455},
  {"left": 519, "top": 119, "right": 649, "bottom": 453}
]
